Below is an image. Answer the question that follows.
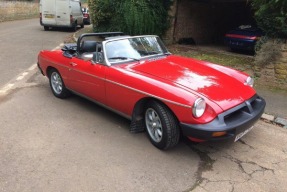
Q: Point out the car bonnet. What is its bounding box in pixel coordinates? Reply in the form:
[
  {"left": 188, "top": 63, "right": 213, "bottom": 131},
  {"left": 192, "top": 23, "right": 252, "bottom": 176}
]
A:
[{"left": 130, "top": 55, "right": 256, "bottom": 111}]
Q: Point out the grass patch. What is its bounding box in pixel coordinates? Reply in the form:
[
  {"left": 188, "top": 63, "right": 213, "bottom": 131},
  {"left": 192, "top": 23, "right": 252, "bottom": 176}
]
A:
[
  {"left": 168, "top": 45, "right": 255, "bottom": 73},
  {"left": 0, "top": 1, "right": 39, "bottom": 22}
]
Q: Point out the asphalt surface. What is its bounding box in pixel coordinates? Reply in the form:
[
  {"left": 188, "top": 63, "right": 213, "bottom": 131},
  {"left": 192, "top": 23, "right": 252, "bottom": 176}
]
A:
[
  {"left": 0, "top": 18, "right": 72, "bottom": 87},
  {"left": 1, "top": 67, "right": 286, "bottom": 192},
  {"left": 0, "top": 18, "right": 287, "bottom": 192}
]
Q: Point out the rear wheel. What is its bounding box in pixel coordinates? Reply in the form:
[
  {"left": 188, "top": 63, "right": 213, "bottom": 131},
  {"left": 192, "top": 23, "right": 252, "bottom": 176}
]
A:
[
  {"left": 44, "top": 26, "right": 49, "bottom": 31},
  {"left": 144, "top": 100, "right": 180, "bottom": 150},
  {"left": 49, "top": 69, "right": 71, "bottom": 98},
  {"left": 72, "top": 22, "right": 77, "bottom": 32}
]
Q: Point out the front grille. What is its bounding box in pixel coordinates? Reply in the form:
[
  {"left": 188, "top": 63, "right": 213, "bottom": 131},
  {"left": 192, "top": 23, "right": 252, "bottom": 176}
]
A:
[{"left": 221, "top": 95, "right": 263, "bottom": 126}]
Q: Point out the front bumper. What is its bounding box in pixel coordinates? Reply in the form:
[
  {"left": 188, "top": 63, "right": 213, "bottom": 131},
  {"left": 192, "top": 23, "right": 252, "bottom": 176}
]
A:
[
  {"left": 83, "top": 18, "right": 90, "bottom": 24},
  {"left": 180, "top": 95, "right": 266, "bottom": 141}
]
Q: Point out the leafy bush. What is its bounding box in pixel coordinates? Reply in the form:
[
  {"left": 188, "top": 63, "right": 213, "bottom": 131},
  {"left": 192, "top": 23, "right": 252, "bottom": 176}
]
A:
[
  {"left": 88, "top": 0, "right": 172, "bottom": 36},
  {"left": 252, "top": 0, "right": 287, "bottom": 38}
]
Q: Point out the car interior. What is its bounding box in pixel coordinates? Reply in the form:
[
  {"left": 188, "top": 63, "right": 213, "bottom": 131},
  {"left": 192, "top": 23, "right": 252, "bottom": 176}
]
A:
[{"left": 62, "top": 40, "right": 102, "bottom": 60}]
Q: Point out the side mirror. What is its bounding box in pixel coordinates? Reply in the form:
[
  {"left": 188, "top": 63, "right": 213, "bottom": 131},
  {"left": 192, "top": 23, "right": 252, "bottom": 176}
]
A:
[
  {"left": 81, "top": 53, "right": 93, "bottom": 61},
  {"left": 92, "top": 52, "right": 104, "bottom": 64}
]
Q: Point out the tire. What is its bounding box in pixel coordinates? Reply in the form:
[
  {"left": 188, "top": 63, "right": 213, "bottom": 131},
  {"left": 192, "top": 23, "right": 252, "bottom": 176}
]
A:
[
  {"left": 80, "top": 23, "right": 84, "bottom": 28},
  {"left": 44, "top": 26, "right": 49, "bottom": 31},
  {"left": 72, "top": 22, "right": 77, "bottom": 32},
  {"left": 144, "top": 100, "right": 180, "bottom": 150},
  {"left": 49, "top": 69, "right": 71, "bottom": 98}
]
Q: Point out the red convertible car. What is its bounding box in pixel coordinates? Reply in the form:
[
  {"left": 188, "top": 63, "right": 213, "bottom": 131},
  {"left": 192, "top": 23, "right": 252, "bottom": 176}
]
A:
[{"left": 38, "top": 32, "right": 266, "bottom": 150}]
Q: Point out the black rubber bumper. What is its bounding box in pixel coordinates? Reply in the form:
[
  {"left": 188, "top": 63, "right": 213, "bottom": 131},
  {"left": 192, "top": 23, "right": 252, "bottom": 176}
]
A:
[{"left": 180, "top": 95, "right": 266, "bottom": 141}]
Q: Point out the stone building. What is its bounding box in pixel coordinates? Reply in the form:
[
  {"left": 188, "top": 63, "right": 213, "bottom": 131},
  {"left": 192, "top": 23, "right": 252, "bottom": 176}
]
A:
[{"left": 164, "top": 0, "right": 255, "bottom": 45}]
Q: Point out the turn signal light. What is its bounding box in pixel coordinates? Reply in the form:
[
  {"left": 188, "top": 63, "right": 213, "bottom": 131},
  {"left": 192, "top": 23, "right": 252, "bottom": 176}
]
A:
[{"left": 212, "top": 131, "right": 227, "bottom": 137}]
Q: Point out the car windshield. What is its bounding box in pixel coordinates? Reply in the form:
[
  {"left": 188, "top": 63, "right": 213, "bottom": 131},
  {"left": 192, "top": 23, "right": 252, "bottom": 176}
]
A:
[{"left": 105, "top": 36, "right": 168, "bottom": 63}]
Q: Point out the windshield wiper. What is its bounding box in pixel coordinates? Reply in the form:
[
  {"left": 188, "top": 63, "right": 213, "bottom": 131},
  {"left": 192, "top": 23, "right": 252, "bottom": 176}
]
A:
[{"left": 108, "top": 57, "right": 140, "bottom": 61}]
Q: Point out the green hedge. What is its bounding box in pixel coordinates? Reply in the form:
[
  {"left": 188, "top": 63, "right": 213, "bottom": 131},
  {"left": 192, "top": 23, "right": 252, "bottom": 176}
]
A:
[
  {"left": 252, "top": 0, "right": 287, "bottom": 38},
  {"left": 88, "top": 0, "right": 172, "bottom": 36}
]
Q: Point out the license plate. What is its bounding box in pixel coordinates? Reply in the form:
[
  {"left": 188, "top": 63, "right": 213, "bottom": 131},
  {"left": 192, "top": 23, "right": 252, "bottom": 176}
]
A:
[
  {"left": 45, "top": 14, "right": 54, "bottom": 18},
  {"left": 234, "top": 126, "right": 254, "bottom": 142}
]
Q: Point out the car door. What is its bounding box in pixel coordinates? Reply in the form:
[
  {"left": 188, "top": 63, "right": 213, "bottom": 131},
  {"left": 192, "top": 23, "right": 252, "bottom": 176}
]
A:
[
  {"left": 68, "top": 57, "right": 107, "bottom": 104},
  {"left": 55, "top": 0, "right": 70, "bottom": 26}
]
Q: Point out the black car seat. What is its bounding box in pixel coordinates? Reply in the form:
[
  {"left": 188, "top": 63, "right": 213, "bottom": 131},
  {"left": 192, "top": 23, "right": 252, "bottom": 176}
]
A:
[{"left": 80, "top": 41, "right": 98, "bottom": 53}]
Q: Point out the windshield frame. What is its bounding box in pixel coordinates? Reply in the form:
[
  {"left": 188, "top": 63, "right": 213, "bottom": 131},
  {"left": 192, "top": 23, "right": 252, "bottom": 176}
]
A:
[{"left": 102, "top": 35, "right": 170, "bottom": 66}]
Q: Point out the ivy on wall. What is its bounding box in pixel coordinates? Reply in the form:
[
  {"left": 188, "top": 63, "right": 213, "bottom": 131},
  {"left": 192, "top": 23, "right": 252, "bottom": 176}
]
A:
[
  {"left": 87, "top": 0, "right": 173, "bottom": 36},
  {"left": 252, "top": 0, "right": 287, "bottom": 38}
]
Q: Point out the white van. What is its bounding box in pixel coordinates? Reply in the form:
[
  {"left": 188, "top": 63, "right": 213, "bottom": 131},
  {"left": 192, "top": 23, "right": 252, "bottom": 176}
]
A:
[{"left": 40, "top": 0, "right": 84, "bottom": 31}]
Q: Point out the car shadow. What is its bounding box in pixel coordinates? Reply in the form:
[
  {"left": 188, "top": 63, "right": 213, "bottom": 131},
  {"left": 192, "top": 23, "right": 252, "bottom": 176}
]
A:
[
  {"left": 227, "top": 48, "right": 255, "bottom": 56},
  {"left": 67, "top": 94, "right": 131, "bottom": 130},
  {"left": 41, "top": 27, "right": 78, "bottom": 33},
  {"left": 62, "top": 93, "right": 242, "bottom": 155},
  {"left": 68, "top": 94, "right": 242, "bottom": 147}
]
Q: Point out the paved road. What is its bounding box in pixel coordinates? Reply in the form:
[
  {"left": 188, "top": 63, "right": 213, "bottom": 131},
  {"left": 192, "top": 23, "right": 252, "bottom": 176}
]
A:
[
  {"left": 0, "top": 18, "right": 72, "bottom": 87},
  {"left": 0, "top": 19, "right": 287, "bottom": 192},
  {"left": 1, "top": 71, "right": 287, "bottom": 192}
]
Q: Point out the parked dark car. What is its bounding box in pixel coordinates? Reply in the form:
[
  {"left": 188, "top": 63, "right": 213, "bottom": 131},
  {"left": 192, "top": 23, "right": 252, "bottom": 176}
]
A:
[
  {"left": 224, "top": 25, "right": 263, "bottom": 52},
  {"left": 82, "top": 7, "right": 90, "bottom": 25}
]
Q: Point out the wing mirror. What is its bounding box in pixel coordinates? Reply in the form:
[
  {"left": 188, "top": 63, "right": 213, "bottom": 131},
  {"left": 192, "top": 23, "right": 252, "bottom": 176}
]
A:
[
  {"left": 81, "top": 53, "right": 93, "bottom": 61},
  {"left": 92, "top": 52, "right": 104, "bottom": 64}
]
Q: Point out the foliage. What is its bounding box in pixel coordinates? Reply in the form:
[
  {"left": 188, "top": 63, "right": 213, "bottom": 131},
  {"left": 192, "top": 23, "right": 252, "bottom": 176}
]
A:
[
  {"left": 88, "top": 0, "right": 173, "bottom": 36},
  {"left": 252, "top": 0, "right": 287, "bottom": 38}
]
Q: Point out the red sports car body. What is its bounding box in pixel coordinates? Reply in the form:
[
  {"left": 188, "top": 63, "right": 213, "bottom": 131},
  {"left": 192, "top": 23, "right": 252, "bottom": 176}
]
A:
[{"left": 38, "top": 32, "right": 265, "bottom": 149}]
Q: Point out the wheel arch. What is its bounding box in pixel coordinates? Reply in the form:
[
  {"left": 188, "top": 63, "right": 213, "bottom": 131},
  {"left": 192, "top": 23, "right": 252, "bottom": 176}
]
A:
[
  {"left": 46, "top": 66, "right": 57, "bottom": 77},
  {"left": 130, "top": 97, "right": 181, "bottom": 133}
]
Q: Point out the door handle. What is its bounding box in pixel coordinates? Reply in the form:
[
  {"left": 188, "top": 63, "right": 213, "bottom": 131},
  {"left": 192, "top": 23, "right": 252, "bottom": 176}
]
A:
[{"left": 70, "top": 62, "right": 77, "bottom": 67}]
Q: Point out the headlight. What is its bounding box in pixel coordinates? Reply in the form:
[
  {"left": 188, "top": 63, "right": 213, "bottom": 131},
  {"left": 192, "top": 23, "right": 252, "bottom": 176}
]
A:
[
  {"left": 192, "top": 98, "right": 206, "bottom": 118},
  {"left": 245, "top": 76, "right": 254, "bottom": 87}
]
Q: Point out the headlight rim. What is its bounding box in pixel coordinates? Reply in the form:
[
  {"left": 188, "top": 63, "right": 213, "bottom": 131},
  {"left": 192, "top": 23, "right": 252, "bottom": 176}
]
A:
[
  {"left": 192, "top": 98, "right": 206, "bottom": 118},
  {"left": 245, "top": 76, "right": 254, "bottom": 87}
]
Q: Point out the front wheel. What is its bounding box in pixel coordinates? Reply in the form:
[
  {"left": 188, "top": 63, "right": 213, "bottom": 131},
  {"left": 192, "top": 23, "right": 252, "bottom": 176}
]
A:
[
  {"left": 144, "top": 100, "right": 180, "bottom": 150},
  {"left": 49, "top": 69, "right": 71, "bottom": 98}
]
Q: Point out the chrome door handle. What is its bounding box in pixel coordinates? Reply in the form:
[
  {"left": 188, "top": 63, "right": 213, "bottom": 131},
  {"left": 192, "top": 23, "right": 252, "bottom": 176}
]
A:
[{"left": 70, "top": 62, "right": 77, "bottom": 67}]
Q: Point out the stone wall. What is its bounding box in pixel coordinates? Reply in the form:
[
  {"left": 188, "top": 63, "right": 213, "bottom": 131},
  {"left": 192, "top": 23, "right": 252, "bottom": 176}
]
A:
[
  {"left": 255, "top": 41, "right": 287, "bottom": 89},
  {"left": 0, "top": 1, "right": 39, "bottom": 23}
]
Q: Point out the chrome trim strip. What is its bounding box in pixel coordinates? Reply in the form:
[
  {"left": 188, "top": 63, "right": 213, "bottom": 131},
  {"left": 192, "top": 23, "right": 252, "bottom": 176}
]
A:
[
  {"left": 42, "top": 57, "right": 70, "bottom": 71},
  {"left": 44, "top": 57, "right": 191, "bottom": 109},
  {"left": 72, "top": 68, "right": 106, "bottom": 81},
  {"left": 105, "top": 79, "right": 191, "bottom": 108}
]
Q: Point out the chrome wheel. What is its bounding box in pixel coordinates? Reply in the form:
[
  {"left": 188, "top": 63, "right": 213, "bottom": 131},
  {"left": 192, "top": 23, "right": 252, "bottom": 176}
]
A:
[
  {"left": 145, "top": 108, "right": 163, "bottom": 143},
  {"left": 49, "top": 69, "right": 70, "bottom": 98},
  {"left": 51, "top": 72, "right": 63, "bottom": 95},
  {"left": 144, "top": 101, "right": 180, "bottom": 150}
]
